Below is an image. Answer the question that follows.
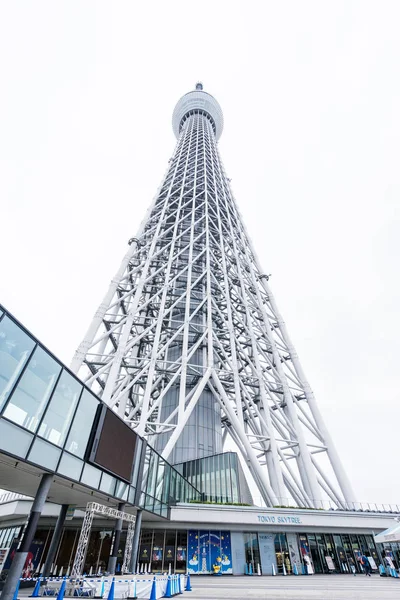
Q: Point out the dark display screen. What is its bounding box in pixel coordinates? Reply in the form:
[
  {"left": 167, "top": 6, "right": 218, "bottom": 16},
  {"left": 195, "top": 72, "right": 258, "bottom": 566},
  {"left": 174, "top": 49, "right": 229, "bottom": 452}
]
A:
[{"left": 89, "top": 406, "right": 137, "bottom": 482}]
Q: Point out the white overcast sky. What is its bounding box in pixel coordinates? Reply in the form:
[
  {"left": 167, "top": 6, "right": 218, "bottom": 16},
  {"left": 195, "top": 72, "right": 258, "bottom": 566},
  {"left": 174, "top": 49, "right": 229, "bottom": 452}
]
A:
[{"left": 1, "top": 1, "right": 400, "bottom": 506}]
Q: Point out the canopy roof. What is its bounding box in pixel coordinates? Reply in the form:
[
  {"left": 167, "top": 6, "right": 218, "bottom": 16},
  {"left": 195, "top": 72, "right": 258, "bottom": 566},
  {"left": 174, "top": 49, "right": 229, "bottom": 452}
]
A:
[{"left": 374, "top": 520, "right": 400, "bottom": 543}]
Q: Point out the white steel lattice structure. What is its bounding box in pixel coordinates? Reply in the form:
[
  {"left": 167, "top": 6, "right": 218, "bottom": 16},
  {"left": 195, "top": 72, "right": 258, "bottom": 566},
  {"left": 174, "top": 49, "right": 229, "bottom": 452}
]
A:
[
  {"left": 71, "top": 83, "right": 355, "bottom": 509},
  {"left": 71, "top": 503, "right": 136, "bottom": 577}
]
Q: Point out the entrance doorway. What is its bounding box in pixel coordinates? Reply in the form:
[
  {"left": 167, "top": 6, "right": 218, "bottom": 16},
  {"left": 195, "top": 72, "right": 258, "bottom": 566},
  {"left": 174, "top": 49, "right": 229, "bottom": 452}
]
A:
[
  {"left": 274, "top": 534, "right": 291, "bottom": 574},
  {"left": 244, "top": 533, "right": 260, "bottom": 573}
]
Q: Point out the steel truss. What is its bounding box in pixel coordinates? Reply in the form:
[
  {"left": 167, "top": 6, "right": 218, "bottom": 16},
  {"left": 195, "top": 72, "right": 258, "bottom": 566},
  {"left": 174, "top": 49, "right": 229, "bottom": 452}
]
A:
[
  {"left": 71, "top": 503, "right": 136, "bottom": 577},
  {"left": 71, "top": 88, "right": 356, "bottom": 509}
]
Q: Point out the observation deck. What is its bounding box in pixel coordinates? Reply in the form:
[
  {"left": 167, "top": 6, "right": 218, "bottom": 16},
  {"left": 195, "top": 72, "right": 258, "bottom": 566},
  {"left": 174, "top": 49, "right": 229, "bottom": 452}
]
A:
[{"left": 172, "top": 82, "right": 224, "bottom": 140}]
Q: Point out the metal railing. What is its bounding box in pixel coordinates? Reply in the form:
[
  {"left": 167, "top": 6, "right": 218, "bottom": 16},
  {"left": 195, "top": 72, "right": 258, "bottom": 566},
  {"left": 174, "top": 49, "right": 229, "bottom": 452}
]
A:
[
  {"left": 250, "top": 496, "right": 400, "bottom": 514},
  {"left": 0, "top": 492, "right": 32, "bottom": 504}
]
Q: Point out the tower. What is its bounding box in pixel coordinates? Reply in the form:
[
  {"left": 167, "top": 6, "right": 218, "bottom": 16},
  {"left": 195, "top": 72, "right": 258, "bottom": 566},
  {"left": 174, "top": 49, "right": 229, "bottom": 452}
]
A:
[{"left": 71, "top": 83, "right": 355, "bottom": 509}]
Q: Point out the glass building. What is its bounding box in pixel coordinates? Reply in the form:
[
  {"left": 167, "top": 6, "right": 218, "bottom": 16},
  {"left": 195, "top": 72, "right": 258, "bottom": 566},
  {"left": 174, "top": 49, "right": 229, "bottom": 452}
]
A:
[
  {"left": 0, "top": 304, "right": 200, "bottom": 519},
  {"left": 0, "top": 304, "right": 397, "bottom": 580},
  {"left": 174, "top": 452, "right": 253, "bottom": 505}
]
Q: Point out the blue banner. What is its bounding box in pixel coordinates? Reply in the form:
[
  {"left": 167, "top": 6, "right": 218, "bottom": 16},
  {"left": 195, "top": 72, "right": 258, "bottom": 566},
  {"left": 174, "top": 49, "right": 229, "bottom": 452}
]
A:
[
  {"left": 188, "top": 530, "right": 232, "bottom": 575},
  {"left": 188, "top": 530, "right": 200, "bottom": 574}
]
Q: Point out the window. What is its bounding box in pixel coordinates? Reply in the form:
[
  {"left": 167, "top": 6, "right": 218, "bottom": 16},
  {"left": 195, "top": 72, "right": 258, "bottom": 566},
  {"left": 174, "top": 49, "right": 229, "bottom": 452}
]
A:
[
  {"left": 0, "top": 316, "right": 35, "bottom": 411},
  {"left": 65, "top": 389, "right": 99, "bottom": 458},
  {"left": 57, "top": 452, "right": 83, "bottom": 481},
  {"left": 115, "top": 480, "right": 129, "bottom": 500},
  {"left": 3, "top": 346, "right": 61, "bottom": 432},
  {"left": 38, "top": 370, "right": 82, "bottom": 446},
  {"left": 99, "top": 472, "right": 116, "bottom": 495},
  {"left": 28, "top": 438, "right": 61, "bottom": 471},
  {"left": 0, "top": 419, "right": 33, "bottom": 457},
  {"left": 81, "top": 464, "right": 101, "bottom": 488}
]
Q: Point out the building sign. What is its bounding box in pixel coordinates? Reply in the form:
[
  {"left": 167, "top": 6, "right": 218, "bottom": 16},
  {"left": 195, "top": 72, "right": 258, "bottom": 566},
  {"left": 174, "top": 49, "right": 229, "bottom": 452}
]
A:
[{"left": 257, "top": 514, "right": 302, "bottom": 524}]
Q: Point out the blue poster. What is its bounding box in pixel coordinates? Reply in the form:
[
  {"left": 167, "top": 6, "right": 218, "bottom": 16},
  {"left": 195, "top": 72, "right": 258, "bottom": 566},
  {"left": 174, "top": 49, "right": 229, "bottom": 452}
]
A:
[
  {"left": 188, "top": 530, "right": 199, "bottom": 574},
  {"left": 220, "top": 531, "right": 232, "bottom": 574},
  {"left": 199, "top": 531, "right": 211, "bottom": 573},
  {"left": 210, "top": 531, "right": 221, "bottom": 573},
  {"left": 187, "top": 530, "right": 232, "bottom": 575}
]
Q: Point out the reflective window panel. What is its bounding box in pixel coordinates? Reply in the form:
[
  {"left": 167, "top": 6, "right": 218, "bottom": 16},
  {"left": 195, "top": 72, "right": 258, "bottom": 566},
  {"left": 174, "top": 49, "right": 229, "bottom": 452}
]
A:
[
  {"left": 81, "top": 463, "right": 102, "bottom": 489},
  {"left": 0, "top": 316, "right": 35, "bottom": 411},
  {"left": 57, "top": 452, "right": 84, "bottom": 481},
  {"left": 28, "top": 438, "right": 61, "bottom": 471},
  {"left": 65, "top": 389, "right": 99, "bottom": 458},
  {"left": 0, "top": 419, "right": 33, "bottom": 457},
  {"left": 3, "top": 346, "right": 61, "bottom": 432},
  {"left": 38, "top": 370, "right": 82, "bottom": 446},
  {"left": 99, "top": 472, "right": 116, "bottom": 496}
]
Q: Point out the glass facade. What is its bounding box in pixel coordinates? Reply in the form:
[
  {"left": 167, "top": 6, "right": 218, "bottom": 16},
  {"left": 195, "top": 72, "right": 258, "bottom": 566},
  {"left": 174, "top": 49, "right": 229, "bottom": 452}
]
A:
[
  {"left": 297, "top": 532, "right": 379, "bottom": 574},
  {"left": 0, "top": 305, "right": 201, "bottom": 518},
  {"left": 174, "top": 451, "right": 252, "bottom": 504},
  {"left": 0, "top": 520, "right": 385, "bottom": 578}
]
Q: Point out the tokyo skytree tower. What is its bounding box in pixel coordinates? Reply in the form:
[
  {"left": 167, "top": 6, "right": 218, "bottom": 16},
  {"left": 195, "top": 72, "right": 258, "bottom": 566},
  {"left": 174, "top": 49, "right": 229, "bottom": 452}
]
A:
[{"left": 71, "top": 83, "right": 355, "bottom": 509}]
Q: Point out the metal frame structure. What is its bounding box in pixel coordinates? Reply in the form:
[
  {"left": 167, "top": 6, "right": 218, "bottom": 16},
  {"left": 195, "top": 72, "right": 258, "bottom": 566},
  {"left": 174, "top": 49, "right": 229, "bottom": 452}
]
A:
[
  {"left": 71, "top": 503, "right": 136, "bottom": 577},
  {"left": 71, "top": 84, "right": 355, "bottom": 510}
]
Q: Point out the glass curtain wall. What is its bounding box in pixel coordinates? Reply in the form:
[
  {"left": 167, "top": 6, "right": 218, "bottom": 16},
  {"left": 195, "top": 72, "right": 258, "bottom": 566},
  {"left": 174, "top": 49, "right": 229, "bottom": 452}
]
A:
[
  {"left": 0, "top": 306, "right": 201, "bottom": 519},
  {"left": 138, "top": 530, "right": 188, "bottom": 574},
  {"left": 174, "top": 452, "right": 251, "bottom": 504},
  {"left": 299, "top": 533, "right": 379, "bottom": 574}
]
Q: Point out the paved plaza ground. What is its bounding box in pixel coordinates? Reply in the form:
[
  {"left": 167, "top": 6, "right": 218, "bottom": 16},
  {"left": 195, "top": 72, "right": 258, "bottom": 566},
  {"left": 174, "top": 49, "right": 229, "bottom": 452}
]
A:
[
  {"left": 184, "top": 574, "right": 400, "bottom": 599},
  {"left": 10, "top": 574, "right": 400, "bottom": 600}
]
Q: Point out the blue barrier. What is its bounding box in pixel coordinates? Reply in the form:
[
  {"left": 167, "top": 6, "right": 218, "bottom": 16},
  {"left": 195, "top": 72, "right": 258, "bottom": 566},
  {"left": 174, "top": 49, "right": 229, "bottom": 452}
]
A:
[
  {"left": 31, "top": 577, "right": 42, "bottom": 597},
  {"left": 163, "top": 576, "right": 172, "bottom": 598},
  {"left": 107, "top": 577, "right": 115, "bottom": 600},
  {"left": 185, "top": 573, "right": 192, "bottom": 592},
  {"left": 56, "top": 578, "right": 66, "bottom": 600},
  {"left": 149, "top": 576, "right": 157, "bottom": 600}
]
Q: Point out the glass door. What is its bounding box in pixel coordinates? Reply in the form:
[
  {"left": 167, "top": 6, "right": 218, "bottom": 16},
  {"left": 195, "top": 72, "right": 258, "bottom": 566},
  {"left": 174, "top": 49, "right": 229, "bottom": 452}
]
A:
[
  {"left": 308, "top": 534, "right": 323, "bottom": 574},
  {"left": 333, "top": 534, "right": 349, "bottom": 573},
  {"left": 274, "top": 534, "right": 292, "bottom": 574},
  {"left": 244, "top": 533, "right": 260, "bottom": 574}
]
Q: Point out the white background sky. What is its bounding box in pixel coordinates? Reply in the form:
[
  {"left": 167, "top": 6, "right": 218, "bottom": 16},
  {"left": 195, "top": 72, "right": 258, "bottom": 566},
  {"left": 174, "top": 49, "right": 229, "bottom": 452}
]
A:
[{"left": 1, "top": 1, "right": 399, "bottom": 506}]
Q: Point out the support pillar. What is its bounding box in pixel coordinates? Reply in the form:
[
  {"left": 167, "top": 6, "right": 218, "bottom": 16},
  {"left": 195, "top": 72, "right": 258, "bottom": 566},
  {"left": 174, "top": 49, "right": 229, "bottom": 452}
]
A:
[
  {"left": 107, "top": 503, "right": 125, "bottom": 575},
  {"left": 1, "top": 474, "right": 52, "bottom": 600},
  {"left": 129, "top": 509, "right": 142, "bottom": 573},
  {"left": 42, "top": 504, "right": 69, "bottom": 577}
]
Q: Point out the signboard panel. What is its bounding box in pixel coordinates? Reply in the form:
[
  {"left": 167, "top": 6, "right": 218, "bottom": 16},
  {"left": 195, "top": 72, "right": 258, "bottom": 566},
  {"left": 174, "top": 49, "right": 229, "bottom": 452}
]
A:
[{"left": 89, "top": 406, "right": 137, "bottom": 482}]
